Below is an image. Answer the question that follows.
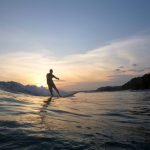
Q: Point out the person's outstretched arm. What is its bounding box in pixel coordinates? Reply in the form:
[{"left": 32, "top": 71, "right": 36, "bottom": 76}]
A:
[{"left": 53, "top": 75, "right": 59, "bottom": 80}]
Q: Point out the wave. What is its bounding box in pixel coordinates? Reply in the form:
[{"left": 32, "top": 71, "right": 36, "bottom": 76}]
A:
[{"left": 0, "top": 81, "right": 74, "bottom": 97}]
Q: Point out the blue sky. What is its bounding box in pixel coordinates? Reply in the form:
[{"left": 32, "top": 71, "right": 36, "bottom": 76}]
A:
[
  {"left": 1, "top": 0, "right": 150, "bottom": 55},
  {"left": 0, "top": 0, "right": 150, "bottom": 90}
]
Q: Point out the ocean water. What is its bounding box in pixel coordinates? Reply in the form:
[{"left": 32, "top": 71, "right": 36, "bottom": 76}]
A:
[{"left": 0, "top": 90, "right": 150, "bottom": 150}]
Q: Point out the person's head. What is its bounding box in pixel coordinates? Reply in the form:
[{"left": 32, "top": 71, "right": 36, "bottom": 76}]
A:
[{"left": 50, "top": 69, "right": 53, "bottom": 74}]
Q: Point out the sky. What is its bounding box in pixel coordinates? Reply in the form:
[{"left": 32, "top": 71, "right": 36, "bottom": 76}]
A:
[{"left": 0, "top": 0, "right": 150, "bottom": 91}]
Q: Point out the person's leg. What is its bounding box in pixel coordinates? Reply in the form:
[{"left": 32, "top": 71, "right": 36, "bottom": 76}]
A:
[
  {"left": 49, "top": 86, "right": 53, "bottom": 97},
  {"left": 53, "top": 84, "right": 61, "bottom": 97}
]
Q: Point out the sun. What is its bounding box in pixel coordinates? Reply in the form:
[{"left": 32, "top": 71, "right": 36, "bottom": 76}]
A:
[
  {"left": 34, "top": 78, "right": 47, "bottom": 87},
  {"left": 37, "top": 83, "right": 47, "bottom": 87}
]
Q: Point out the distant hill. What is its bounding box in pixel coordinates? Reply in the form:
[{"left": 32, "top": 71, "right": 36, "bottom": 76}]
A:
[
  {"left": 1, "top": 73, "right": 149, "bottom": 95},
  {"left": 122, "top": 73, "right": 150, "bottom": 90},
  {"left": 0, "top": 81, "right": 72, "bottom": 96},
  {"left": 96, "top": 86, "right": 122, "bottom": 92},
  {"left": 96, "top": 73, "right": 150, "bottom": 92}
]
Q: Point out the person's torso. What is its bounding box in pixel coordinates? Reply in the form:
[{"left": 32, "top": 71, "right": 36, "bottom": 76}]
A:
[{"left": 47, "top": 73, "right": 54, "bottom": 83}]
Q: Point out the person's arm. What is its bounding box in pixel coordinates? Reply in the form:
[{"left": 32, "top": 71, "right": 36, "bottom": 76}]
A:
[{"left": 53, "top": 75, "right": 59, "bottom": 80}]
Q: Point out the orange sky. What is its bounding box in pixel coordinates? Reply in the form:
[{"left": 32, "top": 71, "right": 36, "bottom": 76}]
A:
[{"left": 0, "top": 34, "right": 150, "bottom": 91}]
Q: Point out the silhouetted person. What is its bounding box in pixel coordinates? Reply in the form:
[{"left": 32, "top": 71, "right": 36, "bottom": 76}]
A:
[{"left": 46, "top": 69, "right": 61, "bottom": 97}]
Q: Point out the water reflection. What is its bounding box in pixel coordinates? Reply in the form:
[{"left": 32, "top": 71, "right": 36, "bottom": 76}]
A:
[
  {"left": 39, "top": 97, "right": 52, "bottom": 126},
  {"left": 0, "top": 90, "right": 150, "bottom": 150},
  {"left": 43, "top": 97, "right": 52, "bottom": 108}
]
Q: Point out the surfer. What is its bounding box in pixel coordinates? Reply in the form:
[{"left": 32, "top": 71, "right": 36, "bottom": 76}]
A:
[{"left": 46, "top": 69, "right": 61, "bottom": 97}]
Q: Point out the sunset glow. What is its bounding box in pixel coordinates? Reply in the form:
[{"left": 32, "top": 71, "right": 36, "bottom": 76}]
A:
[{"left": 0, "top": 0, "right": 150, "bottom": 91}]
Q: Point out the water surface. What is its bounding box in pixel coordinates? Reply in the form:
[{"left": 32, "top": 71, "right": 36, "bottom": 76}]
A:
[{"left": 0, "top": 90, "right": 150, "bottom": 150}]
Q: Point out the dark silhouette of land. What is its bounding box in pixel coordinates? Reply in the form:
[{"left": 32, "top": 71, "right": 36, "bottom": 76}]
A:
[
  {"left": 122, "top": 73, "right": 150, "bottom": 90},
  {"left": 0, "top": 73, "right": 149, "bottom": 95},
  {"left": 96, "top": 86, "right": 122, "bottom": 92},
  {"left": 46, "top": 69, "right": 61, "bottom": 97},
  {"left": 96, "top": 73, "right": 150, "bottom": 92}
]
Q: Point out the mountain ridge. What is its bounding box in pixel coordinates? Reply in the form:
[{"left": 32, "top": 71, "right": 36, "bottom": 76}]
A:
[
  {"left": 96, "top": 73, "right": 150, "bottom": 92},
  {"left": 0, "top": 73, "right": 150, "bottom": 95}
]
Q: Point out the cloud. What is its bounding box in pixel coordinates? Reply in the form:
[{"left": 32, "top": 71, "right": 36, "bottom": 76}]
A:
[
  {"left": 115, "top": 69, "right": 121, "bottom": 72},
  {"left": 119, "top": 66, "right": 124, "bottom": 68},
  {"left": 132, "top": 63, "right": 138, "bottom": 67},
  {"left": 0, "top": 33, "right": 150, "bottom": 90}
]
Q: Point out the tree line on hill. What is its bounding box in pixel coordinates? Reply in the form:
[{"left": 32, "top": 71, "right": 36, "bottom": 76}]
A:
[{"left": 96, "top": 73, "right": 150, "bottom": 92}]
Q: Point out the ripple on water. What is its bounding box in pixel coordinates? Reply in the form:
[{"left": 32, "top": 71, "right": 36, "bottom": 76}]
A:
[{"left": 0, "top": 91, "right": 150, "bottom": 150}]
